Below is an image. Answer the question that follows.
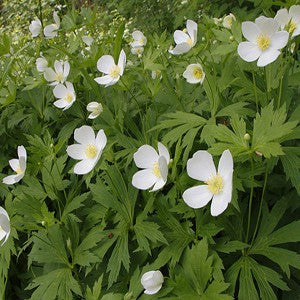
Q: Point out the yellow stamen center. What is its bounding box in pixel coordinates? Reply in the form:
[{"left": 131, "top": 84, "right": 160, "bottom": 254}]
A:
[
  {"left": 55, "top": 72, "right": 64, "bottom": 82},
  {"left": 139, "top": 37, "right": 145, "bottom": 45},
  {"left": 256, "top": 34, "right": 270, "bottom": 51},
  {"left": 109, "top": 65, "right": 120, "bottom": 79},
  {"left": 288, "top": 20, "right": 297, "bottom": 34},
  {"left": 193, "top": 67, "right": 203, "bottom": 80},
  {"left": 85, "top": 145, "right": 97, "bottom": 159},
  {"left": 152, "top": 162, "right": 161, "bottom": 178},
  {"left": 65, "top": 92, "right": 73, "bottom": 103},
  {"left": 16, "top": 164, "right": 22, "bottom": 174},
  {"left": 186, "top": 37, "right": 193, "bottom": 46},
  {"left": 206, "top": 174, "right": 224, "bottom": 194}
]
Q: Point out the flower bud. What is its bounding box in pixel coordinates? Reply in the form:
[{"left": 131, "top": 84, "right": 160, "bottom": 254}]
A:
[
  {"left": 244, "top": 133, "right": 250, "bottom": 141},
  {"left": 141, "top": 270, "right": 164, "bottom": 295}
]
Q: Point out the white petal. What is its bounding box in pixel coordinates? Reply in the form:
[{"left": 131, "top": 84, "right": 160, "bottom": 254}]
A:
[
  {"left": 44, "top": 68, "right": 56, "bottom": 82},
  {"left": 158, "top": 142, "right": 170, "bottom": 165},
  {"left": 150, "top": 156, "right": 168, "bottom": 192},
  {"left": 237, "top": 42, "right": 261, "bottom": 62},
  {"left": 132, "top": 169, "right": 157, "bottom": 190},
  {"left": 241, "top": 21, "right": 260, "bottom": 42},
  {"left": 274, "top": 8, "right": 290, "bottom": 29},
  {"left": 94, "top": 75, "right": 114, "bottom": 86},
  {"left": 97, "top": 55, "right": 115, "bottom": 74},
  {"left": 169, "top": 43, "right": 191, "bottom": 55},
  {"left": 133, "top": 145, "right": 159, "bottom": 169},
  {"left": 187, "top": 150, "right": 216, "bottom": 182},
  {"left": 54, "top": 60, "right": 63, "bottom": 74},
  {"left": 67, "top": 144, "right": 86, "bottom": 160},
  {"left": 210, "top": 176, "right": 232, "bottom": 217},
  {"left": 63, "top": 61, "right": 70, "bottom": 78},
  {"left": 144, "top": 285, "right": 163, "bottom": 295},
  {"left": 217, "top": 150, "right": 233, "bottom": 179},
  {"left": 104, "top": 77, "right": 119, "bottom": 87},
  {"left": 53, "top": 11, "right": 60, "bottom": 26},
  {"left": 54, "top": 99, "right": 67, "bottom": 109},
  {"left": 182, "top": 185, "right": 213, "bottom": 209},
  {"left": 43, "top": 24, "right": 57, "bottom": 38},
  {"left": 257, "top": 48, "right": 280, "bottom": 67},
  {"left": 3, "top": 174, "right": 22, "bottom": 185},
  {"left": 36, "top": 58, "right": 48, "bottom": 72},
  {"left": 53, "top": 84, "right": 67, "bottom": 99},
  {"left": 255, "top": 17, "right": 278, "bottom": 36},
  {"left": 88, "top": 112, "right": 99, "bottom": 119},
  {"left": 118, "top": 49, "right": 126, "bottom": 75},
  {"left": 96, "top": 129, "right": 107, "bottom": 150},
  {"left": 74, "top": 125, "right": 95, "bottom": 145},
  {"left": 19, "top": 156, "right": 26, "bottom": 173},
  {"left": 82, "top": 35, "right": 93, "bottom": 46},
  {"left": 186, "top": 20, "right": 197, "bottom": 42},
  {"left": 17, "top": 145, "right": 26, "bottom": 160},
  {"left": 73, "top": 159, "right": 95, "bottom": 175},
  {"left": 65, "top": 81, "right": 74, "bottom": 93},
  {"left": 271, "top": 31, "right": 289, "bottom": 49},
  {"left": 174, "top": 30, "right": 190, "bottom": 44},
  {"left": 132, "top": 30, "right": 144, "bottom": 41},
  {"left": 9, "top": 159, "right": 19, "bottom": 172},
  {"left": 289, "top": 5, "right": 300, "bottom": 21},
  {"left": 87, "top": 102, "right": 99, "bottom": 111}
]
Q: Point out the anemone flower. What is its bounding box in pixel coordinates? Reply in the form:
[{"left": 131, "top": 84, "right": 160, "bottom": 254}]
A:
[
  {"left": 29, "top": 18, "right": 42, "bottom": 37},
  {"left": 44, "top": 60, "right": 70, "bottom": 86},
  {"left": 169, "top": 19, "right": 197, "bottom": 55},
  {"left": 132, "top": 143, "right": 170, "bottom": 192},
  {"left": 183, "top": 63, "right": 205, "bottom": 84},
  {"left": 44, "top": 11, "right": 60, "bottom": 38},
  {"left": 3, "top": 146, "right": 27, "bottom": 185},
  {"left": 131, "top": 30, "right": 147, "bottom": 48},
  {"left": 275, "top": 5, "right": 300, "bottom": 38},
  {"left": 141, "top": 270, "right": 164, "bottom": 295},
  {"left": 53, "top": 82, "right": 76, "bottom": 110},
  {"left": 87, "top": 102, "right": 103, "bottom": 119},
  {"left": 36, "top": 57, "right": 48, "bottom": 72},
  {"left": 94, "top": 49, "right": 126, "bottom": 87},
  {"left": 0, "top": 207, "right": 10, "bottom": 246},
  {"left": 237, "top": 16, "right": 289, "bottom": 67},
  {"left": 183, "top": 149, "right": 233, "bottom": 216},
  {"left": 67, "top": 126, "right": 107, "bottom": 175}
]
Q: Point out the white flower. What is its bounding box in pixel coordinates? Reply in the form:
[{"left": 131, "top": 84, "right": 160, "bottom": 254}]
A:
[
  {"left": 132, "top": 143, "right": 170, "bottom": 192},
  {"left": 183, "top": 149, "right": 233, "bottom": 217},
  {"left": 94, "top": 49, "right": 126, "bottom": 87},
  {"left": 87, "top": 102, "right": 103, "bottom": 119},
  {"left": 3, "top": 146, "right": 27, "bottom": 185},
  {"left": 151, "top": 69, "right": 162, "bottom": 80},
  {"left": 183, "top": 63, "right": 205, "bottom": 84},
  {"left": 131, "top": 46, "right": 144, "bottom": 56},
  {"left": 141, "top": 270, "right": 164, "bottom": 295},
  {"left": 53, "top": 82, "right": 76, "bottom": 110},
  {"left": 67, "top": 126, "right": 107, "bottom": 175},
  {"left": 0, "top": 207, "right": 10, "bottom": 246},
  {"left": 36, "top": 57, "right": 48, "bottom": 72},
  {"left": 275, "top": 5, "right": 300, "bottom": 38},
  {"left": 29, "top": 18, "right": 42, "bottom": 37},
  {"left": 213, "top": 17, "right": 223, "bottom": 25},
  {"left": 223, "top": 13, "right": 236, "bottom": 29},
  {"left": 44, "top": 60, "right": 70, "bottom": 86},
  {"left": 44, "top": 11, "right": 60, "bottom": 38},
  {"left": 169, "top": 19, "right": 197, "bottom": 55},
  {"left": 237, "top": 16, "right": 289, "bottom": 67},
  {"left": 131, "top": 30, "right": 147, "bottom": 47},
  {"left": 82, "top": 35, "right": 94, "bottom": 46}
]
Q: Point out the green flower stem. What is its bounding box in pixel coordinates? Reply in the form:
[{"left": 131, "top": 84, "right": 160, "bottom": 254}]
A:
[
  {"left": 252, "top": 71, "right": 258, "bottom": 112},
  {"left": 38, "top": 0, "right": 43, "bottom": 29},
  {"left": 245, "top": 157, "right": 254, "bottom": 244},
  {"left": 251, "top": 164, "right": 268, "bottom": 245}
]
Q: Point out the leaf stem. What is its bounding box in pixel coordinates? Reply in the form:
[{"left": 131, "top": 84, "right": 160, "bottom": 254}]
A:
[
  {"left": 245, "top": 157, "right": 254, "bottom": 244},
  {"left": 251, "top": 164, "right": 268, "bottom": 245}
]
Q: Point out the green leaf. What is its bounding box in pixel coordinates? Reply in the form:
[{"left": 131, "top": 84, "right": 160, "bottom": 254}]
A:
[{"left": 27, "top": 268, "right": 81, "bottom": 300}]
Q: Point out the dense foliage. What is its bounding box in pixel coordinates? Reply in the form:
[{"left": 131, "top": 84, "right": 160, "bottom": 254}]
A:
[{"left": 0, "top": 0, "right": 299, "bottom": 299}]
